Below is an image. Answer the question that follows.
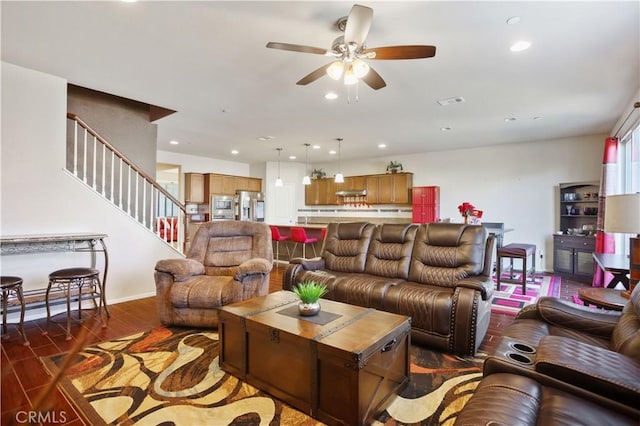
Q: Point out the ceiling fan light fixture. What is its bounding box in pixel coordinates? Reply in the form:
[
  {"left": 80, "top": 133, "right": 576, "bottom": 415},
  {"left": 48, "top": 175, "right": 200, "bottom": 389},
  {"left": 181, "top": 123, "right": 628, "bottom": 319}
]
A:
[
  {"left": 351, "top": 59, "right": 370, "bottom": 78},
  {"left": 343, "top": 65, "right": 359, "bottom": 85},
  {"left": 327, "top": 61, "right": 344, "bottom": 80}
]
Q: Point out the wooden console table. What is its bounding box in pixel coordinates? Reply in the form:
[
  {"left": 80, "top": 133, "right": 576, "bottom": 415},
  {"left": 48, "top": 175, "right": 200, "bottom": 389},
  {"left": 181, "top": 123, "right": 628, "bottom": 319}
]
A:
[
  {"left": 592, "top": 252, "right": 630, "bottom": 290},
  {"left": 0, "top": 233, "right": 110, "bottom": 316}
]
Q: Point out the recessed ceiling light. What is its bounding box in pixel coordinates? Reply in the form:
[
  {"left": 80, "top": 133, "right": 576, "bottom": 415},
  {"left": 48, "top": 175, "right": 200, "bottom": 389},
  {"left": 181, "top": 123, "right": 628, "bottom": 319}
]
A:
[
  {"left": 441, "top": 127, "right": 452, "bottom": 131},
  {"left": 324, "top": 92, "right": 338, "bottom": 100},
  {"left": 169, "top": 140, "right": 179, "bottom": 145},
  {"left": 506, "top": 16, "right": 521, "bottom": 25},
  {"left": 504, "top": 117, "right": 517, "bottom": 122},
  {"left": 312, "top": 145, "right": 321, "bottom": 149},
  {"left": 378, "top": 144, "right": 386, "bottom": 149},
  {"left": 510, "top": 41, "right": 531, "bottom": 52},
  {"left": 289, "top": 155, "right": 296, "bottom": 160},
  {"left": 231, "top": 150, "right": 239, "bottom": 155},
  {"left": 533, "top": 116, "right": 542, "bottom": 120},
  {"left": 257, "top": 136, "right": 275, "bottom": 141},
  {"left": 329, "top": 150, "right": 337, "bottom": 155}
]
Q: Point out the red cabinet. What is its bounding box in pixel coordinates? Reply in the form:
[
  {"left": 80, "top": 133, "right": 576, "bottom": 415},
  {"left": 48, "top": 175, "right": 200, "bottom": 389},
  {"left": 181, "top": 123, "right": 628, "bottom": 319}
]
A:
[{"left": 412, "top": 186, "right": 440, "bottom": 223}]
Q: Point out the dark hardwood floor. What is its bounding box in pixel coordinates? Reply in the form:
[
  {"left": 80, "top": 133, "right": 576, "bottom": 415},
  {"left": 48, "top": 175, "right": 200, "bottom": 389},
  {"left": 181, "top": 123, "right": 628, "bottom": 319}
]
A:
[{"left": 1, "top": 265, "right": 589, "bottom": 425}]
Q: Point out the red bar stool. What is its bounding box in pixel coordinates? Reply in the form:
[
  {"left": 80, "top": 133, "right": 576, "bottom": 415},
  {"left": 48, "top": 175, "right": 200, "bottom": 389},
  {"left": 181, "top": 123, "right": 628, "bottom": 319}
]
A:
[
  {"left": 270, "top": 226, "right": 290, "bottom": 265},
  {"left": 291, "top": 227, "right": 318, "bottom": 259},
  {"left": 1, "top": 276, "right": 29, "bottom": 346}
]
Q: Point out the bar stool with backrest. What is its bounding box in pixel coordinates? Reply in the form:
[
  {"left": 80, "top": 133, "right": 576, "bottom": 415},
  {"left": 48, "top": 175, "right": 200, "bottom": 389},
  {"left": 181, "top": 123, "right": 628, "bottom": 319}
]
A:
[
  {"left": 46, "top": 267, "right": 103, "bottom": 340},
  {"left": 1, "top": 276, "right": 29, "bottom": 346},
  {"left": 290, "top": 227, "right": 318, "bottom": 259},
  {"left": 270, "top": 226, "right": 291, "bottom": 265},
  {"left": 496, "top": 243, "right": 536, "bottom": 294}
]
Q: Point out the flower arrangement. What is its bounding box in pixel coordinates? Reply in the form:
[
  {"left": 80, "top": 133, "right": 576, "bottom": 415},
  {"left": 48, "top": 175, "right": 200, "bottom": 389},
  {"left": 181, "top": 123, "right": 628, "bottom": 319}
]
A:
[
  {"left": 292, "top": 281, "right": 328, "bottom": 304},
  {"left": 458, "top": 202, "right": 483, "bottom": 224},
  {"left": 458, "top": 202, "right": 475, "bottom": 218}
]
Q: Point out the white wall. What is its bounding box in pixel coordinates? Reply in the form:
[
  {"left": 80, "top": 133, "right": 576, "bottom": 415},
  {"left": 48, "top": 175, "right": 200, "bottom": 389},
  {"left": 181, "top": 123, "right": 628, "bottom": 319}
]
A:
[{"left": 1, "top": 62, "right": 180, "bottom": 320}]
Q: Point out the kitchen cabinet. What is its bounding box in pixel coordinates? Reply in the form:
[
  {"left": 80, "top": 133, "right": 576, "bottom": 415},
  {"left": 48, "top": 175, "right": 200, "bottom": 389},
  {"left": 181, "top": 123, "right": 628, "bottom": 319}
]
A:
[
  {"left": 205, "top": 174, "right": 262, "bottom": 197},
  {"left": 373, "top": 173, "right": 413, "bottom": 204},
  {"left": 304, "top": 173, "right": 412, "bottom": 206},
  {"left": 412, "top": 186, "right": 440, "bottom": 223},
  {"left": 553, "top": 235, "right": 596, "bottom": 282},
  {"left": 185, "top": 173, "right": 205, "bottom": 203}
]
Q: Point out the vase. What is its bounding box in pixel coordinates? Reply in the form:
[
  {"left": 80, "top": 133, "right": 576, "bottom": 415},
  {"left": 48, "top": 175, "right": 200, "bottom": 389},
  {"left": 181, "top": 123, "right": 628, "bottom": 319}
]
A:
[
  {"left": 298, "top": 301, "right": 321, "bottom": 316},
  {"left": 464, "top": 216, "right": 469, "bottom": 224}
]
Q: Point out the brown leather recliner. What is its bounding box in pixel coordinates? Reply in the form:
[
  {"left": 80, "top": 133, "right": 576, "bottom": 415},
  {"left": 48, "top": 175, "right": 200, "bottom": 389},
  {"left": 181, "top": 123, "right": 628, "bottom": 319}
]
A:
[
  {"left": 284, "top": 222, "right": 494, "bottom": 355},
  {"left": 459, "top": 285, "right": 640, "bottom": 424},
  {"left": 154, "top": 221, "right": 273, "bottom": 328}
]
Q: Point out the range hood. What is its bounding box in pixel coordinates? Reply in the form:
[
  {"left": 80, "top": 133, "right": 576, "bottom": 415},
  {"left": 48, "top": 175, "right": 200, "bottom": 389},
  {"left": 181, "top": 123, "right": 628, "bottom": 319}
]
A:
[{"left": 335, "top": 189, "right": 367, "bottom": 196}]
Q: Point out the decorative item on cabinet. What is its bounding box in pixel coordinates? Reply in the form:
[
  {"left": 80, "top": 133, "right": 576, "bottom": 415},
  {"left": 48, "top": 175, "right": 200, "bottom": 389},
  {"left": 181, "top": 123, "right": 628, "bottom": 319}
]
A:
[
  {"left": 311, "top": 169, "right": 326, "bottom": 179},
  {"left": 386, "top": 161, "right": 403, "bottom": 174}
]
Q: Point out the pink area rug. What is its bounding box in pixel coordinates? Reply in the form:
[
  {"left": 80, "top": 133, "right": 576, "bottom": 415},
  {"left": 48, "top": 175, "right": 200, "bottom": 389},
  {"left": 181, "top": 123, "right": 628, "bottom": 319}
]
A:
[{"left": 491, "top": 274, "right": 560, "bottom": 316}]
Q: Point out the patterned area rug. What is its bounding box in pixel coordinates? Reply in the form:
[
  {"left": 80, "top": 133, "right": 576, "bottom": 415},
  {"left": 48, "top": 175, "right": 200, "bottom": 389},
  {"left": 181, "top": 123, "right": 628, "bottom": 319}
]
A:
[
  {"left": 42, "top": 327, "right": 484, "bottom": 425},
  {"left": 491, "top": 274, "right": 561, "bottom": 316}
]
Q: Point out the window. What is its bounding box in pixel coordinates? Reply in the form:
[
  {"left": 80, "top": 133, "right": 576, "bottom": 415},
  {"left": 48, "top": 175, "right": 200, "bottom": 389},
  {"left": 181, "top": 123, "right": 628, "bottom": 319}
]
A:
[{"left": 614, "top": 119, "right": 640, "bottom": 256}]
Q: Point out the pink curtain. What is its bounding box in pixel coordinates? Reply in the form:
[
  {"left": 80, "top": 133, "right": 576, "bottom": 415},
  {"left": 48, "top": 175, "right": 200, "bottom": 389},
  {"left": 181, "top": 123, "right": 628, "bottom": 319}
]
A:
[{"left": 592, "top": 137, "right": 619, "bottom": 287}]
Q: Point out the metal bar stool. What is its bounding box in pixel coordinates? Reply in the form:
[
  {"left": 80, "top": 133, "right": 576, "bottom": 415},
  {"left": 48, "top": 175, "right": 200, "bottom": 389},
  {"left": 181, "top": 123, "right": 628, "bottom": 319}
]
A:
[
  {"left": 46, "top": 267, "right": 104, "bottom": 340},
  {"left": 496, "top": 243, "right": 536, "bottom": 294},
  {"left": 290, "top": 227, "right": 318, "bottom": 259},
  {"left": 270, "top": 226, "right": 291, "bottom": 265},
  {"left": 1, "top": 276, "right": 29, "bottom": 346}
]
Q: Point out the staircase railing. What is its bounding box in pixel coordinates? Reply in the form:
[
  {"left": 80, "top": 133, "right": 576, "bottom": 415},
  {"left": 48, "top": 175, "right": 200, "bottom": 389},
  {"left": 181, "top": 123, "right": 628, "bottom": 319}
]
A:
[{"left": 66, "top": 113, "right": 186, "bottom": 254}]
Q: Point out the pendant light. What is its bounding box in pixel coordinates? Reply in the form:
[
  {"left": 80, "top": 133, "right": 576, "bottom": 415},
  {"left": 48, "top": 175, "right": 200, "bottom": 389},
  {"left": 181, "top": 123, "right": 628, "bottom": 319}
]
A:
[
  {"left": 302, "top": 143, "right": 311, "bottom": 185},
  {"left": 275, "top": 148, "right": 283, "bottom": 187},
  {"left": 334, "top": 138, "right": 344, "bottom": 183}
]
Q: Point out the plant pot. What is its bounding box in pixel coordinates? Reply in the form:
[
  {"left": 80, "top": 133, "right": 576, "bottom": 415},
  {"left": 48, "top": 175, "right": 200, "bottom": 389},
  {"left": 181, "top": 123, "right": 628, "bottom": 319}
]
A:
[{"left": 298, "top": 301, "right": 321, "bottom": 316}]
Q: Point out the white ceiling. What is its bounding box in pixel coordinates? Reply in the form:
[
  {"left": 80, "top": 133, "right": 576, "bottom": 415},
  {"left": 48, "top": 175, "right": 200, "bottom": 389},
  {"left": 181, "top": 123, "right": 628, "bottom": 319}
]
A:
[{"left": 2, "top": 1, "right": 639, "bottom": 165}]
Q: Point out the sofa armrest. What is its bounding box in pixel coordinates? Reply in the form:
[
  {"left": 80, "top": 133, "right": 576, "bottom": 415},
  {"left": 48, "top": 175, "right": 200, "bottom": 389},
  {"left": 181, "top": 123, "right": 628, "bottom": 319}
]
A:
[
  {"left": 235, "top": 258, "right": 272, "bottom": 280},
  {"left": 289, "top": 257, "right": 326, "bottom": 270},
  {"left": 155, "top": 258, "right": 205, "bottom": 281},
  {"left": 456, "top": 275, "right": 493, "bottom": 301},
  {"left": 535, "top": 296, "right": 620, "bottom": 339},
  {"left": 535, "top": 335, "right": 640, "bottom": 408}
]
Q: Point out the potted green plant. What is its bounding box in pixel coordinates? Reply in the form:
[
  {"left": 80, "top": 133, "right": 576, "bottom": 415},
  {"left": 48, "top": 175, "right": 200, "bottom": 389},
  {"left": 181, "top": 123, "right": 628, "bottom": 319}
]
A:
[
  {"left": 386, "top": 161, "right": 403, "bottom": 173},
  {"left": 311, "top": 168, "right": 326, "bottom": 179},
  {"left": 292, "top": 281, "right": 328, "bottom": 316}
]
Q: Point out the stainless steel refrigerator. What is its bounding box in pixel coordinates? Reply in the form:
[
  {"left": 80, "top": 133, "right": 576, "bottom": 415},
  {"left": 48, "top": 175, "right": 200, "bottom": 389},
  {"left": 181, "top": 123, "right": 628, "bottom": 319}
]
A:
[{"left": 236, "top": 191, "right": 265, "bottom": 222}]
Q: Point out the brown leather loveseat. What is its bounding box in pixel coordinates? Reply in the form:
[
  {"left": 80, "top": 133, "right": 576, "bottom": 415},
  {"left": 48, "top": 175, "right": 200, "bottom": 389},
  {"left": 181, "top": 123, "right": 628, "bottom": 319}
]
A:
[
  {"left": 284, "top": 222, "right": 495, "bottom": 355},
  {"left": 455, "top": 284, "right": 640, "bottom": 425}
]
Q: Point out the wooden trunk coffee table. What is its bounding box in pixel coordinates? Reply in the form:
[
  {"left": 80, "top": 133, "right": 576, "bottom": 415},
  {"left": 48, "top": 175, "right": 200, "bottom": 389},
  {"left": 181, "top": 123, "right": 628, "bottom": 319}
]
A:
[{"left": 219, "top": 291, "right": 411, "bottom": 426}]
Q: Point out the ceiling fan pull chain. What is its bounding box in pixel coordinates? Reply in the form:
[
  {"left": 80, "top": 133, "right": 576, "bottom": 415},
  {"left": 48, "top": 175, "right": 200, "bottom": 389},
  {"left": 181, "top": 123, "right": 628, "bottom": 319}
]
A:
[{"left": 347, "top": 84, "right": 351, "bottom": 104}]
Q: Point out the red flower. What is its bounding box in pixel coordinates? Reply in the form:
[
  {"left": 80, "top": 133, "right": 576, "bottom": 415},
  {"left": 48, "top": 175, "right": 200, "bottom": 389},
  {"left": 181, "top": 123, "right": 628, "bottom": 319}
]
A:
[{"left": 458, "top": 202, "right": 475, "bottom": 217}]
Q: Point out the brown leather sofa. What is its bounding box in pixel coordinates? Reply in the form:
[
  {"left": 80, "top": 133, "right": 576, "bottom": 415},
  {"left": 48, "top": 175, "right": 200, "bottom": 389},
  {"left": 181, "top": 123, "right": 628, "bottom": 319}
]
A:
[
  {"left": 455, "top": 284, "right": 640, "bottom": 424},
  {"left": 284, "top": 222, "right": 495, "bottom": 355},
  {"left": 154, "top": 221, "right": 273, "bottom": 328}
]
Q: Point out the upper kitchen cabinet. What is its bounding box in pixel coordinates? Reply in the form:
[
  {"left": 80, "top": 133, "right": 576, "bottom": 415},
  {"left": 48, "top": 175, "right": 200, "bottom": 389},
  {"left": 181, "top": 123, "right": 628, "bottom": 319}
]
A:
[
  {"left": 205, "top": 173, "right": 262, "bottom": 197},
  {"left": 185, "top": 173, "right": 205, "bottom": 203},
  {"left": 370, "top": 173, "right": 413, "bottom": 204}
]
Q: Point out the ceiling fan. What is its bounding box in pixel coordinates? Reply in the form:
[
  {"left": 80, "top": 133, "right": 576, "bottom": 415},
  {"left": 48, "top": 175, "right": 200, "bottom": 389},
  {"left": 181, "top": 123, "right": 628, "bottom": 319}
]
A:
[{"left": 266, "top": 4, "right": 436, "bottom": 90}]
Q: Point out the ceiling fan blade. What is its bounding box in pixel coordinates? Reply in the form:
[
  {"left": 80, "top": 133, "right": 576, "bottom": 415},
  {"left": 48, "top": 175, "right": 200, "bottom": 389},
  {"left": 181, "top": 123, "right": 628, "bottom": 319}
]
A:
[
  {"left": 361, "top": 66, "right": 386, "bottom": 90},
  {"left": 266, "top": 42, "right": 328, "bottom": 55},
  {"left": 363, "top": 45, "right": 437, "bottom": 60},
  {"left": 296, "top": 63, "right": 331, "bottom": 86},
  {"left": 344, "top": 4, "right": 373, "bottom": 47}
]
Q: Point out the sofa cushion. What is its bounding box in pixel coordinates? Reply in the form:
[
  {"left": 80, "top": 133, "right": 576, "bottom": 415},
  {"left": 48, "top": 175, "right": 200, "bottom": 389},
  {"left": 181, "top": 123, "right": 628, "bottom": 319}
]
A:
[
  {"left": 409, "top": 224, "right": 486, "bottom": 287},
  {"left": 169, "top": 275, "right": 241, "bottom": 309},
  {"left": 323, "top": 222, "right": 375, "bottom": 272},
  {"left": 365, "top": 224, "right": 417, "bottom": 279},
  {"left": 331, "top": 273, "right": 404, "bottom": 310}
]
